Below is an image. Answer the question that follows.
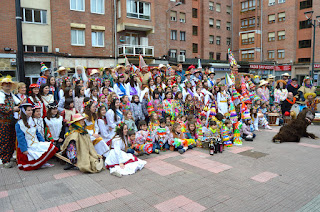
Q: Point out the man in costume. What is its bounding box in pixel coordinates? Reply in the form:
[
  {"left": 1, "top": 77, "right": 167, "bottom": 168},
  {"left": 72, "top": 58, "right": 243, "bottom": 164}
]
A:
[{"left": 37, "top": 62, "right": 51, "bottom": 86}]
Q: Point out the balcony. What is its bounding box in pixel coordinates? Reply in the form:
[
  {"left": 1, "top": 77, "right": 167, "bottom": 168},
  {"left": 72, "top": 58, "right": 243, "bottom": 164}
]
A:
[{"left": 118, "top": 44, "right": 154, "bottom": 57}]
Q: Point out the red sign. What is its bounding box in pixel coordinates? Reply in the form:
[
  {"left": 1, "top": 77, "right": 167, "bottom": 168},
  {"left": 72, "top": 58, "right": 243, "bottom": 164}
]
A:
[
  {"left": 249, "top": 64, "right": 291, "bottom": 71},
  {"left": 315, "top": 64, "right": 320, "bottom": 68}
]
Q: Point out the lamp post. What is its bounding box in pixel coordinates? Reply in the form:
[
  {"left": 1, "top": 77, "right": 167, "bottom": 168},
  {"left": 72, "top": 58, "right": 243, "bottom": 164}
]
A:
[
  {"left": 304, "top": 11, "right": 320, "bottom": 83},
  {"left": 15, "top": 0, "right": 25, "bottom": 82},
  {"left": 166, "top": 2, "right": 182, "bottom": 60}
]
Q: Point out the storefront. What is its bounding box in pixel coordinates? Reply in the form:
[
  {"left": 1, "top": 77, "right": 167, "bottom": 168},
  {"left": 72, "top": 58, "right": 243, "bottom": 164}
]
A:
[{"left": 249, "top": 64, "right": 292, "bottom": 80}]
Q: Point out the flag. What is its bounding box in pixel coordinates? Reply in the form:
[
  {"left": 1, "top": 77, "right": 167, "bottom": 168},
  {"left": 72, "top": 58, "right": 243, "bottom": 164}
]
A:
[{"left": 225, "top": 73, "right": 234, "bottom": 87}]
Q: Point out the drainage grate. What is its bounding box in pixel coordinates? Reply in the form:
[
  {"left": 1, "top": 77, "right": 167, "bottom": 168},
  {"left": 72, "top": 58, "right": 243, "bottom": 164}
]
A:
[{"left": 238, "top": 150, "right": 268, "bottom": 159}]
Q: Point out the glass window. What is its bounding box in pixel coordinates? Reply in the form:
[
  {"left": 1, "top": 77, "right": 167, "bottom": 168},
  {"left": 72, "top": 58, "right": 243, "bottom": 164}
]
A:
[
  {"left": 216, "top": 20, "right": 221, "bottom": 29},
  {"left": 278, "top": 12, "right": 285, "bottom": 22},
  {"left": 299, "top": 20, "right": 312, "bottom": 29},
  {"left": 171, "top": 30, "right": 177, "bottom": 40},
  {"left": 91, "top": 0, "right": 104, "bottom": 14},
  {"left": 209, "top": 35, "right": 214, "bottom": 44},
  {"left": 299, "top": 40, "right": 311, "bottom": 48},
  {"left": 192, "top": 8, "right": 198, "bottom": 18},
  {"left": 278, "top": 31, "right": 285, "bottom": 40},
  {"left": 23, "top": 8, "right": 47, "bottom": 24},
  {"left": 71, "top": 29, "right": 85, "bottom": 45},
  {"left": 216, "top": 53, "right": 221, "bottom": 60},
  {"left": 193, "top": 26, "right": 198, "bottom": 36},
  {"left": 248, "top": 33, "right": 255, "bottom": 44},
  {"left": 226, "top": 22, "right": 231, "bottom": 30},
  {"left": 277, "top": 49, "right": 285, "bottom": 59},
  {"left": 192, "top": 43, "right": 198, "bottom": 53},
  {"left": 25, "top": 9, "right": 33, "bottom": 22},
  {"left": 209, "top": 52, "right": 214, "bottom": 59},
  {"left": 227, "top": 37, "right": 231, "bottom": 46},
  {"left": 179, "top": 12, "right": 186, "bottom": 23},
  {"left": 242, "top": 34, "right": 248, "bottom": 44},
  {"left": 180, "top": 50, "right": 186, "bottom": 56},
  {"left": 209, "top": 18, "right": 214, "bottom": 27},
  {"left": 300, "top": 0, "right": 313, "bottom": 10},
  {"left": 170, "top": 11, "right": 177, "bottom": 21},
  {"left": 180, "top": 31, "right": 186, "bottom": 41},
  {"left": 268, "top": 14, "right": 275, "bottom": 23},
  {"left": 216, "top": 3, "right": 221, "bottom": 12},
  {"left": 268, "top": 32, "right": 275, "bottom": 41},
  {"left": 269, "top": 0, "right": 275, "bottom": 5},
  {"left": 70, "top": 0, "right": 85, "bottom": 11},
  {"left": 127, "top": 0, "right": 150, "bottom": 20},
  {"left": 92, "top": 31, "right": 104, "bottom": 47},
  {"left": 216, "top": 36, "right": 221, "bottom": 45},
  {"left": 209, "top": 2, "right": 214, "bottom": 11},
  {"left": 268, "top": 50, "right": 275, "bottom": 59},
  {"left": 34, "top": 10, "right": 41, "bottom": 23},
  {"left": 278, "top": 0, "right": 285, "bottom": 3},
  {"left": 226, "top": 5, "right": 231, "bottom": 14},
  {"left": 170, "top": 49, "right": 177, "bottom": 58}
]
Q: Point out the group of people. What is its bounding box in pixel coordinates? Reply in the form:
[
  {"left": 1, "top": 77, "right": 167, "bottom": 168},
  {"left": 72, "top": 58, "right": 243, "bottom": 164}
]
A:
[{"left": 0, "top": 54, "right": 318, "bottom": 177}]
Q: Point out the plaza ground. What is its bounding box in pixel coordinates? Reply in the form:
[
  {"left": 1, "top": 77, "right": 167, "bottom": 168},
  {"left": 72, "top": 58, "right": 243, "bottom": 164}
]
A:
[{"left": 1, "top": 125, "right": 320, "bottom": 212}]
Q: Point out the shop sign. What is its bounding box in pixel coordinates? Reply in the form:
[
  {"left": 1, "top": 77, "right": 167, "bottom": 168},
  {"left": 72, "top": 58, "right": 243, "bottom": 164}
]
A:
[{"left": 249, "top": 64, "right": 291, "bottom": 71}]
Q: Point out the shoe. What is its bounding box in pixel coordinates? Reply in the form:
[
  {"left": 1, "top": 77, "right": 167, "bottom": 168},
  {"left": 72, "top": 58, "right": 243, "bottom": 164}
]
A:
[
  {"left": 4, "top": 162, "right": 13, "bottom": 168},
  {"left": 41, "top": 163, "right": 54, "bottom": 168},
  {"left": 64, "top": 163, "right": 75, "bottom": 170},
  {"left": 154, "top": 149, "right": 160, "bottom": 154},
  {"left": 265, "top": 125, "right": 272, "bottom": 130},
  {"left": 111, "top": 171, "right": 122, "bottom": 178},
  {"left": 178, "top": 149, "right": 185, "bottom": 154}
]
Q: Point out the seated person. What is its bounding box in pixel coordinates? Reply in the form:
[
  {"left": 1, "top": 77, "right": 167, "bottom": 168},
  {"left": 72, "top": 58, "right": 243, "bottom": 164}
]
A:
[
  {"left": 305, "top": 93, "right": 320, "bottom": 112},
  {"left": 281, "top": 92, "right": 296, "bottom": 116}
]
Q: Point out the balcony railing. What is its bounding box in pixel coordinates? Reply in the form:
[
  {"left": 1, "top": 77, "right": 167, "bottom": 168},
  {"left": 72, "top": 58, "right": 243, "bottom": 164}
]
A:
[{"left": 118, "top": 44, "right": 154, "bottom": 57}]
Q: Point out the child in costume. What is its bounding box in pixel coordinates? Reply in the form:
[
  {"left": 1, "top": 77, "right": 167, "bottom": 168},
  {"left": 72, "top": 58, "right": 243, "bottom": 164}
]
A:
[
  {"left": 124, "top": 110, "right": 138, "bottom": 132},
  {"left": 170, "top": 123, "right": 195, "bottom": 154},
  {"left": 16, "top": 103, "right": 57, "bottom": 171},
  {"left": 105, "top": 122, "right": 147, "bottom": 177},
  {"left": 106, "top": 98, "right": 124, "bottom": 138},
  {"left": 221, "top": 119, "right": 233, "bottom": 147},
  {"left": 148, "top": 90, "right": 164, "bottom": 118},
  {"left": 120, "top": 95, "right": 132, "bottom": 115},
  {"left": 205, "top": 120, "right": 220, "bottom": 138},
  {"left": 97, "top": 105, "right": 112, "bottom": 142},
  {"left": 184, "top": 94, "right": 196, "bottom": 116},
  {"left": 174, "top": 91, "right": 185, "bottom": 116},
  {"left": 240, "top": 119, "right": 256, "bottom": 141},
  {"left": 40, "top": 84, "right": 54, "bottom": 109},
  {"left": 74, "top": 86, "right": 85, "bottom": 114},
  {"left": 61, "top": 113, "right": 104, "bottom": 172},
  {"left": 61, "top": 98, "right": 77, "bottom": 131},
  {"left": 97, "top": 94, "right": 108, "bottom": 110},
  {"left": 163, "top": 91, "right": 175, "bottom": 118},
  {"left": 131, "top": 95, "right": 146, "bottom": 126},
  {"left": 185, "top": 121, "right": 199, "bottom": 144},
  {"left": 33, "top": 105, "right": 54, "bottom": 143},
  {"left": 27, "top": 83, "right": 46, "bottom": 118},
  {"left": 135, "top": 120, "right": 159, "bottom": 153},
  {"left": 232, "top": 117, "right": 243, "bottom": 146},
  {"left": 148, "top": 112, "right": 160, "bottom": 132},
  {"left": 305, "top": 93, "right": 320, "bottom": 112},
  {"left": 152, "top": 118, "right": 171, "bottom": 151}
]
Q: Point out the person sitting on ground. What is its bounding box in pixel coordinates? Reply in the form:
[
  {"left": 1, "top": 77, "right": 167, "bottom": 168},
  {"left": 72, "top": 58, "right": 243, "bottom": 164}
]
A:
[{"left": 281, "top": 92, "right": 296, "bottom": 116}]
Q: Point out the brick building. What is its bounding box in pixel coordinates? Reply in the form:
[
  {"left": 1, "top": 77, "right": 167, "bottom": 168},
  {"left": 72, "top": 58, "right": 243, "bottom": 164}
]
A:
[{"left": 233, "top": 0, "right": 320, "bottom": 83}]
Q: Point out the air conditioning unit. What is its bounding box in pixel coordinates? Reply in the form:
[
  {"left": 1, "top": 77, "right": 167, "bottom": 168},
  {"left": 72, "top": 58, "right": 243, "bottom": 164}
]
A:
[
  {"left": 268, "top": 2, "right": 275, "bottom": 6},
  {"left": 177, "top": 55, "right": 185, "bottom": 62}
]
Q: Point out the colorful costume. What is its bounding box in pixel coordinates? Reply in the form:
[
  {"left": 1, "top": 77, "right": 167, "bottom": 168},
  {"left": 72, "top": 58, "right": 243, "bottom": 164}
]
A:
[
  {"left": 221, "top": 125, "right": 233, "bottom": 147},
  {"left": 233, "top": 122, "right": 242, "bottom": 146}
]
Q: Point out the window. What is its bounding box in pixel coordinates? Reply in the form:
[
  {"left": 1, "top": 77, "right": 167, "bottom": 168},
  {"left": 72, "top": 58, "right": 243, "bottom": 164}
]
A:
[
  {"left": 242, "top": 34, "right": 248, "bottom": 44},
  {"left": 216, "top": 20, "right": 221, "bottom": 29},
  {"left": 179, "top": 12, "right": 186, "bottom": 23},
  {"left": 70, "top": 0, "right": 85, "bottom": 11},
  {"left": 216, "top": 3, "right": 221, "bottom": 12},
  {"left": 227, "top": 37, "right": 231, "bottom": 46},
  {"left": 91, "top": 0, "right": 104, "bottom": 14},
  {"left": 170, "top": 30, "right": 177, "bottom": 40},
  {"left": 268, "top": 0, "right": 275, "bottom": 5},
  {"left": 209, "top": 2, "right": 214, "bottom": 11},
  {"left": 118, "top": 0, "right": 121, "bottom": 18},
  {"left": 209, "top": 52, "right": 214, "bottom": 60},
  {"left": 298, "top": 58, "right": 311, "bottom": 63},
  {"left": 125, "top": 33, "right": 138, "bottom": 45},
  {"left": 226, "top": 6, "right": 231, "bottom": 14},
  {"left": 300, "top": 0, "right": 312, "bottom": 10},
  {"left": 216, "top": 53, "right": 221, "bottom": 60},
  {"left": 209, "top": 35, "right": 214, "bottom": 44},
  {"left": 92, "top": 31, "right": 104, "bottom": 47},
  {"left": 248, "top": 33, "right": 255, "bottom": 43},
  {"left": 127, "top": 0, "right": 151, "bottom": 20},
  {"left": 241, "top": 1, "right": 248, "bottom": 11},
  {"left": 278, "top": 0, "right": 285, "bottom": 3},
  {"left": 299, "top": 40, "right": 312, "bottom": 48},
  {"left": 192, "top": 8, "right": 198, "bottom": 18},
  {"left": 268, "top": 32, "right": 275, "bottom": 41},
  {"left": 257, "top": 16, "right": 260, "bottom": 27},
  {"left": 192, "top": 43, "right": 198, "bottom": 53},
  {"left": 22, "top": 8, "right": 47, "bottom": 24},
  {"left": 278, "top": 31, "right": 285, "bottom": 40},
  {"left": 180, "top": 50, "right": 186, "bottom": 56},
  {"left": 170, "top": 49, "right": 177, "bottom": 58},
  {"left": 170, "top": 11, "right": 177, "bottom": 21},
  {"left": 24, "top": 45, "right": 48, "bottom": 53},
  {"left": 278, "top": 12, "right": 285, "bottom": 22},
  {"left": 268, "top": 50, "right": 275, "bottom": 59},
  {"left": 248, "top": 17, "right": 255, "bottom": 27},
  {"left": 71, "top": 29, "right": 85, "bottom": 46},
  {"left": 209, "top": 18, "right": 214, "bottom": 27},
  {"left": 241, "top": 19, "right": 248, "bottom": 28},
  {"left": 180, "top": 31, "right": 186, "bottom": 41},
  {"left": 226, "top": 22, "right": 231, "bottom": 30},
  {"left": 242, "top": 50, "right": 254, "bottom": 60},
  {"left": 268, "top": 14, "right": 275, "bottom": 23},
  {"left": 193, "top": 26, "right": 198, "bottom": 36},
  {"left": 299, "top": 20, "right": 312, "bottom": 29},
  {"left": 277, "top": 49, "right": 285, "bottom": 59},
  {"left": 216, "top": 36, "right": 221, "bottom": 45}
]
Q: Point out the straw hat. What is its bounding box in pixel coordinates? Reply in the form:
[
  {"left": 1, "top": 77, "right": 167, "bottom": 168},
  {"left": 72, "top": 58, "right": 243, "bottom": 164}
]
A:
[
  {"left": 184, "top": 71, "right": 192, "bottom": 76},
  {"left": 281, "top": 73, "right": 290, "bottom": 77},
  {"left": 304, "top": 92, "right": 316, "bottom": 100},
  {"left": 56, "top": 66, "right": 67, "bottom": 73},
  {"left": 0, "top": 76, "right": 18, "bottom": 90},
  {"left": 115, "top": 65, "right": 125, "bottom": 72},
  {"left": 68, "top": 113, "right": 86, "bottom": 124},
  {"left": 158, "top": 64, "right": 166, "bottom": 69},
  {"left": 276, "top": 79, "right": 287, "bottom": 86},
  {"left": 90, "top": 69, "right": 99, "bottom": 76},
  {"left": 259, "top": 80, "right": 268, "bottom": 87}
]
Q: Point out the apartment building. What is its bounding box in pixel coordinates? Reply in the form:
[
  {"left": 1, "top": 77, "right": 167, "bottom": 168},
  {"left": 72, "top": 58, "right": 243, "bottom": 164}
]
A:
[{"left": 233, "top": 0, "right": 320, "bottom": 81}]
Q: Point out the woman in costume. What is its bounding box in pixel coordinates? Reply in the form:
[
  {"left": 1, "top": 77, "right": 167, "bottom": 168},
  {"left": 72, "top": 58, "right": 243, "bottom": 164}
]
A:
[
  {"left": 73, "top": 65, "right": 88, "bottom": 86},
  {"left": 125, "top": 74, "right": 141, "bottom": 101},
  {"left": 274, "top": 80, "right": 288, "bottom": 104},
  {"left": 15, "top": 103, "right": 57, "bottom": 171},
  {"left": 217, "top": 84, "right": 230, "bottom": 116},
  {"left": 105, "top": 122, "right": 146, "bottom": 177},
  {"left": 27, "top": 83, "right": 46, "bottom": 118},
  {"left": 40, "top": 84, "right": 54, "bottom": 109},
  {"left": 113, "top": 74, "right": 127, "bottom": 98},
  {"left": 106, "top": 98, "right": 124, "bottom": 138}
]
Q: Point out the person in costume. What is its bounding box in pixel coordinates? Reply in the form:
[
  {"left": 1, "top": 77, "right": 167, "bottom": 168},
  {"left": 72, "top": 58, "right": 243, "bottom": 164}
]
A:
[
  {"left": 58, "top": 87, "right": 73, "bottom": 112},
  {"left": 97, "top": 105, "right": 112, "bottom": 142},
  {"left": 74, "top": 86, "right": 85, "bottom": 113},
  {"left": 281, "top": 92, "right": 296, "bottom": 115},
  {"left": 182, "top": 81, "right": 194, "bottom": 101},
  {"left": 40, "top": 84, "right": 54, "bottom": 109},
  {"left": 232, "top": 117, "right": 243, "bottom": 146},
  {"left": 174, "top": 91, "right": 184, "bottom": 116},
  {"left": 47, "top": 76, "right": 59, "bottom": 101},
  {"left": 169, "top": 123, "right": 195, "bottom": 154},
  {"left": 126, "top": 74, "right": 141, "bottom": 101},
  {"left": 85, "top": 77, "right": 99, "bottom": 98},
  {"left": 101, "top": 67, "right": 115, "bottom": 87},
  {"left": 257, "top": 80, "right": 270, "bottom": 103},
  {"left": 298, "top": 76, "right": 316, "bottom": 101},
  {"left": 73, "top": 65, "right": 88, "bottom": 86},
  {"left": 84, "top": 99, "right": 110, "bottom": 158},
  {"left": 124, "top": 110, "right": 138, "bottom": 132},
  {"left": 304, "top": 93, "right": 320, "bottom": 112},
  {"left": 105, "top": 122, "right": 147, "bottom": 177},
  {"left": 37, "top": 62, "right": 51, "bottom": 86},
  {"left": 287, "top": 78, "right": 300, "bottom": 98},
  {"left": 131, "top": 95, "right": 146, "bottom": 127},
  {"left": 44, "top": 102, "right": 65, "bottom": 150},
  {"left": 106, "top": 98, "right": 124, "bottom": 138},
  {"left": 58, "top": 77, "right": 72, "bottom": 112},
  {"left": 221, "top": 119, "right": 233, "bottom": 147},
  {"left": 0, "top": 76, "right": 20, "bottom": 168},
  {"left": 152, "top": 117, "right": 171, "bottom": 151},
  {"left": 16, "top": 103, "right": 57, "bottom": 171},
  {"left": 33, "top": 105, "right": 54, "bottom": 143},
  {"left": 183, "top": 70, "right": 195, "bottom": 87},
  {"left": 113, "top": 74, "right": 127, "bottom": 98},
  {"left": 61, "top": 113, "right": 104, "bottom": 172},
  {"left": 207, "top": 69, "right": 216, "bottom": 88},
  {"left": 148, "top": 90, "right": 164, "bottom": 118},
  {"left": 56, "top": 66, "right": 69, "bottom": 87},
  {"left": 217, "top": 84, "right": 230, "bottom": 116},
  {"left": 27, "top": 83, "right": 46, "bottom": 118},
  {"left": 274, "top": 80, "right": 288, "bottom": 104},
  {"left": 14, "top": 82, "right": 28, "bottom": 119}
]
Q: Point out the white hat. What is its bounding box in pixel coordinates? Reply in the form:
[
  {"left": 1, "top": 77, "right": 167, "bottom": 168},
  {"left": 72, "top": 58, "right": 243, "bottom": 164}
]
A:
[
  {"left": 281, "top": 73, "right": 290, "bottom": 77},
  {"left": 159, "top": 64, "right": 166, "bottom": 69},
  {"left": 259, "top": 80, "right": 268, "bottom": 87},
  {"left": 90, "top": 69, "right": 99, "bottom": 76}
]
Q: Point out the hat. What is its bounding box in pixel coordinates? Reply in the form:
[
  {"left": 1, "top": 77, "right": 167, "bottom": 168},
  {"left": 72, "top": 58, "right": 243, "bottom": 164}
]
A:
[
  {"left": 184, "top": 71, "right": 191, "bottom": 76},
  {"left": 151, "top": 67, "right": 160, "bottom": 71},
  {"left": 29, "top": 83, "right": 40, "bottom": 89},
  {"left": 229, "top": 102, "right": 237, "bottom": 122},
  {"left": 253, "top": 95, "right": 261, "bottom": 102},
  {"left": 276, "top": 79, "right": 287, "bottom": 86},
  {"left": 124, "top": 56, "right": 130, "bottom": 67},
  {"left": 40, "top": 62, "right": 49, "bottom": 73},
  {"left": 248, "top": 80, "right": 255, "bottom": 90},
  {"left": 90, "top": 69, "right": 99, "bottom": 76},
  {"left": 259, "top": 80, "right": 268, "bottom": 87},
  {"left": 56, "top": 66, "right": 67, "bottom": 73},
  {"left": 68, "top": 113, "right": 86, "bottom": 124},
  {"left": 281, "top": 73, "right": 290, "bottom": 77},
  {"left": 159, "top": 64, "right": 166, "bottom": 69},
  {"left": 304, "top": 92, "right": 316, "bottom": 100},
  {"left": 115, "top": 65, "right": 125, "bottom": 72},
  {"left": 187, "top": 65, "right": 195, "bottom": 71},
  {"left": 19, "top": 103, "right": 33, "bottom": 108},
  {"left": 33, "top": 105, "right": 42, "bottom": 110},
  {"left": 303, "top": 76, "right": 311, "bottom": 82},
  {"left": 268, "top": 74, "right": 275, "bottom": 79},
  {"left": 47, "top": 102, "right": 58, "bottom": 109},
  {"left": 0, "top": 75, "right": 18, "bottom": 90},
  {"left": 139, "top": 55, "right": 147, "bottom": 68},
  {"left": 241, "top": 102, "right": 251, "bottom": 120},
  {"left": 208, "top": 68, "right": 215, "bottom": 75}
]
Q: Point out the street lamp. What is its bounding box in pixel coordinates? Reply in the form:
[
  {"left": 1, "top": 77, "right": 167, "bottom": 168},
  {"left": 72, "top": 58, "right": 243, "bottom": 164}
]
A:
[
  {"left": 166, "top": 2, "right": 182, "bottom": 60},
  {"left": 304, "top": 11, "right": 320, "bottom": 83}
]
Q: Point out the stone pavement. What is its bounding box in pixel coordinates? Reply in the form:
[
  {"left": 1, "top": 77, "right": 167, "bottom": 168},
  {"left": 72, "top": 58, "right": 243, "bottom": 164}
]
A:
[{"left": 1, "top": 125, "right": 320, "bottom": 212}]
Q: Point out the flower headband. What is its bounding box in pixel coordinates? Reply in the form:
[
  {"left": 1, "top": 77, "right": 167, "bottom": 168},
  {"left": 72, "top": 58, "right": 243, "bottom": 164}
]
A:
[
  {"left": 83, "top": 99, "right": 93, "bottom": 107},
  {"left": 115, "top": 121, "right": 125, "bottom": 132},
  {"left": 63, "top": 77, "right": 70, "bottom": 83}
]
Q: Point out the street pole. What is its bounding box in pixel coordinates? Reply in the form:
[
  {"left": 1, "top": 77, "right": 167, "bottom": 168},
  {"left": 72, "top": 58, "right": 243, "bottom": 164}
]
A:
[
  {"left": 311, "top": 19, "right": 316, "bottom": 82},
  {"left": 15, "top": 0, "right": 25, "bottom": 82}
]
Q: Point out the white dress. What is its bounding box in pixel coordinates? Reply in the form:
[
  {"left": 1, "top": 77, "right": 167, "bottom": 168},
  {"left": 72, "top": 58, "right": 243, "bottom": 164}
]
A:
[
  {"left": 105, "top": 136, "right": 146, "bottom": 175},
  {"left": 125, "top": 83, "right": 141, "bottom": 101},
  {"left": 44, "top": 116, "right": 63, "bottom": 141},
  {"left": 217, "top": 91, "right": 229, "bottom": 115},
  {"left": 41, "top": 94, "right": 54, "bottom": 108},
  {"left": 97, "top": 118, "right": 112, "bottom": 141},
  {"left": 106, "top": 109, "right": 124, "bottom": 138}
]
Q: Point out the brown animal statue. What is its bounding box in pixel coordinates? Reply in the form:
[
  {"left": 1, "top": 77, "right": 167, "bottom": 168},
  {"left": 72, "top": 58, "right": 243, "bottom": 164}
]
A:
[{"left": 273, "top": 108, "right": 318, "bottom": 143}]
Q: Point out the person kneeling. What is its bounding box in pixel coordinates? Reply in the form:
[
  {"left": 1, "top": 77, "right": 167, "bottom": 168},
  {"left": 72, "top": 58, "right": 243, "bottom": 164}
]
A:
[{"left": 16, "top": 103, "right": 57, "bottom": 171}]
